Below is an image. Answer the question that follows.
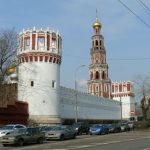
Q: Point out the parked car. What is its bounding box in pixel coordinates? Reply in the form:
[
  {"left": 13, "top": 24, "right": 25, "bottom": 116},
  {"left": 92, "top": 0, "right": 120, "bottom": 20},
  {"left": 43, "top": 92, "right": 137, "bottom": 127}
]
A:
[
  {"left": 108, "top": 124, "right": 121, "bottom": 133},
  {"left": 72, "top": 122, "right": 89, "bottom": 135},
  {"left": 127, "top": 121, "right": 135, "bottom": 130},
  {"left": 0, "top": 124, "right": 26, "bottom": 138},
  {"left": 120, "top": 123, "right": 130, "bottom": 132},
  {"left": 1, "top": 127, "right": 45, "bottom": 146},
  {"left": 45, "top": 125, "right": 76, "bottom": 140},
  {"left": 89, "top": 124, "right": 109, "bottom": 135}
]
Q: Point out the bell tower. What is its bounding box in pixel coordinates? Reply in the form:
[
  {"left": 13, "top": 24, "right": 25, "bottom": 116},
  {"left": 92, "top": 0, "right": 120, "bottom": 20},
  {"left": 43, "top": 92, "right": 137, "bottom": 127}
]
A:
[{"left": 88, "top": 17, "right": 111, "bottom": 98}]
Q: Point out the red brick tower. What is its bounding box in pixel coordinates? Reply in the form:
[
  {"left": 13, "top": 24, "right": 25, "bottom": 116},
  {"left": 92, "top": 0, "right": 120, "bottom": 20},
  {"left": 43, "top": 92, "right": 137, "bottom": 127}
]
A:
[{"left": 88, "top": 17, "right": 111, "bottom": 98}]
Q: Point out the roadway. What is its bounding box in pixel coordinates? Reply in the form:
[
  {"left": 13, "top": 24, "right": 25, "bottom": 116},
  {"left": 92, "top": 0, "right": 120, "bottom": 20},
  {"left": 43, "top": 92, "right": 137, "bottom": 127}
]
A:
[{"left": 0, "top": 129, "right": 150, "bottom": 150}]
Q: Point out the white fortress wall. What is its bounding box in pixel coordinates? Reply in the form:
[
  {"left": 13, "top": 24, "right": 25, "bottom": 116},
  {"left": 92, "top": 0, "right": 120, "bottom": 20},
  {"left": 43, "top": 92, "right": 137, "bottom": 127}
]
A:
[
  {"left": 60, "top": 86, "right": 121, "bottom": 120},
  {"left": 18, "top": 62, "right": 60, "bottom": 116}
]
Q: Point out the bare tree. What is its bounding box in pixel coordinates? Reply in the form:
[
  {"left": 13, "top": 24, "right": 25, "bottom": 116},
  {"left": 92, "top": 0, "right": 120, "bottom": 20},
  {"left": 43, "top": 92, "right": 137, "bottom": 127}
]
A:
[
  {"left": 0, "top": 28, "right": 18, "bottom": 83},
  {"left": 134, "top": 75, "right": 150, "bottom": 120}
]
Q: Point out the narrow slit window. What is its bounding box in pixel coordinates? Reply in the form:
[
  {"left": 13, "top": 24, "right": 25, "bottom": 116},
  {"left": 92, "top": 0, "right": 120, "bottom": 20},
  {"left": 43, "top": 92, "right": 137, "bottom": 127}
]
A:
[
  {"left": 31, "top": 81, "right": 34, "bottom": 87},
  {"left": 52, "top": 80, "right": 56, "bottom": 88}
]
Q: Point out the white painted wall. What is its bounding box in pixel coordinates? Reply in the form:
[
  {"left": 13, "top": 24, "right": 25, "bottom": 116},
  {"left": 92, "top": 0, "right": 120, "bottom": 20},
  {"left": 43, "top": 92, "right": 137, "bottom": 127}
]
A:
[
  {"left": 112, "top": 96, "right": 135, "bottom": 120},
  {"left": 18, "top": 62, "right": 60, "bottom": 121},
  {"left": 60, "top": 87, "right": 121, "bottom": 121}
]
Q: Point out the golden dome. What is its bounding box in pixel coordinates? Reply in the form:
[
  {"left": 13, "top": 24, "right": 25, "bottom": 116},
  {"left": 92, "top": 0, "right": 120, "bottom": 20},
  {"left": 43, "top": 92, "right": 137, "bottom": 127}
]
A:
[
  {"left": 6, "top": 66, "right": 16, "bottom": 76},
  {"left": 93, "top": 19, "right": 102, "bottom": 29}
]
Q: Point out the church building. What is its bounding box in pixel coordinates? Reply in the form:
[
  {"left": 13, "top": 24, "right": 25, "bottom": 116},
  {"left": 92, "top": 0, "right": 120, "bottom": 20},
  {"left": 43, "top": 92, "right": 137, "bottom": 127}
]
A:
[{"left": 88, "top": 17, "right": 111, "bottom": 98}]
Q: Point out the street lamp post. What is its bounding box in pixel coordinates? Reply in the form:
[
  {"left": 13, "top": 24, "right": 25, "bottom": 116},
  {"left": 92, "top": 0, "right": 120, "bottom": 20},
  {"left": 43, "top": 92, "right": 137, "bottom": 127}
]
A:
[{"left": 74, "top": 65, "right": 85, "bottom": 123}]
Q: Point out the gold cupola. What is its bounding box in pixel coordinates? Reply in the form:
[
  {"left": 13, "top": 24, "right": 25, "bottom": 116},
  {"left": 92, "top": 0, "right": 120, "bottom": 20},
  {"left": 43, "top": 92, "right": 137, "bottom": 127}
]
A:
[
  {"left": 6, "top": 65, "right": 16, "bottom": 76},
  {"left": 93, "top": 18, "right": 102, "bottom": 29},
  {"left": 6, "top": 60, "right": 17, "bottom": 76}
]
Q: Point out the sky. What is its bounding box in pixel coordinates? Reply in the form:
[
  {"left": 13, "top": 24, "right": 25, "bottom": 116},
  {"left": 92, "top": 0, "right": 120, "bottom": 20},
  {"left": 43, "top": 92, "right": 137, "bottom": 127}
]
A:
[{"left": 0, "top": 0, "right": 150, "bottom": 92}]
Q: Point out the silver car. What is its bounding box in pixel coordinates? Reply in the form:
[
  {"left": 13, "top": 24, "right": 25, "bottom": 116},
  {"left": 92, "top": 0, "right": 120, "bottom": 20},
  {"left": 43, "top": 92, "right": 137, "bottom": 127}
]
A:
[
  {"left": 45, "top": 125, "right": 76, "bottom": 140},
  {"left": 0, "top": 124, "right": 26, "bottom": 138}
]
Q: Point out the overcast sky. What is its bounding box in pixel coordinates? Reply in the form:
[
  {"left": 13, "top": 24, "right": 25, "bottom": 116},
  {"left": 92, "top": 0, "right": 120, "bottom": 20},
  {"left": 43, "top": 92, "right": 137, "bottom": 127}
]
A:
[{"left": 0, "top": 0, "right": 150, "bottom": 91}]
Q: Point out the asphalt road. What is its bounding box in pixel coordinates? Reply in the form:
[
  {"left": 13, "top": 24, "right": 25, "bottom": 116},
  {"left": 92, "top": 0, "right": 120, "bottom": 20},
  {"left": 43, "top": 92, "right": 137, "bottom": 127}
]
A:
[{"left": 1, "top": 130, "right": 150, "bottom": 150}]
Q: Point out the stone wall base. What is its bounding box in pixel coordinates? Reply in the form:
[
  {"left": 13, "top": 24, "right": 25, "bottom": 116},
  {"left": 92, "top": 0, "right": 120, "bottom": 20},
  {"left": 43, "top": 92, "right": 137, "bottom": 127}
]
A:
[{"left": 28, "top": 115, "right": 62, "bottom": 125}]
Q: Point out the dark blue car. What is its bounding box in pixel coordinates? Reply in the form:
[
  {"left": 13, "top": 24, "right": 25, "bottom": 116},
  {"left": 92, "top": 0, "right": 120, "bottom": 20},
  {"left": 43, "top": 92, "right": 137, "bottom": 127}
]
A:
[{"left": 89, "top": 124, "right": 109, "bottom": 135}]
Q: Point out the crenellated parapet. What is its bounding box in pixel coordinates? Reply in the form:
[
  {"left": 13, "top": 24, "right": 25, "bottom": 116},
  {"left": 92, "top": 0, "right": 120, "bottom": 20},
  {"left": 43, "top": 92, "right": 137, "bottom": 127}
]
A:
[{"left": 18, "top": 27, "right": 62, "bottom": 56}]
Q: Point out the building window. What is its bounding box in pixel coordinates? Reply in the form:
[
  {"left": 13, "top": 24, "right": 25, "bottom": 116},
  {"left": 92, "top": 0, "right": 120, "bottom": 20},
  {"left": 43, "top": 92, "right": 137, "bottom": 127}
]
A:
[
  {"left": 96, "top": 40, "right": 98, "bottom": 46},
  {"left": 104, "top": 84, "right": 107, "bottom": 92},
  {"left": 24, "top": 38, "right": 30, "bottom": 50},
  {"left": 38, "top": 37, "right": 44, "bottom": 50},
  {"left": 115, "top": 85, "right": 118, "bottom": 93},
  {"left": 31, "top": 81, "right": 34, "bottom": 87},
  {"left": 123, "top": 85, "right": 127, "bottom": 92},
  {"left": 102, "top": 71, "right": 106, "bottom": 79},
  {"left": 90, "top": 72, "right": 93, "bottom": 80},
  {"left": 96, "top": 86, "right": 99, "bottom": 92},
  {"left": 52, "top": 80, "right": 56, "bottom": 88},
  {"left": 95, "top": 71, "right": 99, "bottom": 79}
]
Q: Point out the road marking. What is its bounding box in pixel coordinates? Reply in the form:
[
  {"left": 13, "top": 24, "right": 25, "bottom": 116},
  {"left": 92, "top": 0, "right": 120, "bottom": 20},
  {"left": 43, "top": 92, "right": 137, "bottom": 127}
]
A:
[
  {"left": 142, "top": 148, "right": 150, "bottom": 150},
  {"left": 50, "top": 149, "right": 68, "bottom": 150},
  {"left": 68, "top": 145, "right": 94, "bottom": 148}
]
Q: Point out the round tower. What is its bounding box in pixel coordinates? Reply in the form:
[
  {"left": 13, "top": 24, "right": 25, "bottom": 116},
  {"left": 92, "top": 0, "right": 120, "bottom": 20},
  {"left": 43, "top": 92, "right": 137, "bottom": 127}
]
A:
[{"left": 18, "top": 27, "right": 62, "bottom": 124}]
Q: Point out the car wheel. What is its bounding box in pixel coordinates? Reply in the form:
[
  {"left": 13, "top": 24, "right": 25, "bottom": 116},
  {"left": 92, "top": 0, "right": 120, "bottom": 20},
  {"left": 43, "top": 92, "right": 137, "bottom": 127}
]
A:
[
  {"left": 72, "top": 134, "right": 76, "bottom": 139},
  {"left": 60, "top": 134, "right": 64, "bottom": 141},
  {"left": 37, "top": 138, "right": 44, "bottom": 144},
  {"left": 86, "top": 131, "right": 89, "bottom": 135},
  {"left": 17, "top": 139, "right": 24, "bottom": 146},
  {"left": 3, "top": 144, "right": 8, "bottom": 147}
]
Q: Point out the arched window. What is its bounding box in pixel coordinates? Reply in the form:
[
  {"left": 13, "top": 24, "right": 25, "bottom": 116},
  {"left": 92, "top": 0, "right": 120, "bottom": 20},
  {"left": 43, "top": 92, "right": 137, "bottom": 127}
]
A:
[
  {"left": 123, "top": 85, "right": 127, "bottom": 92},
  {"left": 90, "top": 72, "right": 93, "bottom": 80},
  {"left": 100, "top": 40, "right": 102, "bottom": 46},
  {"left": 102, "top": 71, "right": 106, "bottom": 79},
  {"left": 95, "top": 71, "right": 99, "bottom": 79},
  {"left": 96, "top": 86, "right": 99, "bottom": 92},
  {"left": 104, "top": 84, "right": 107, "bottom": 92},
  {"left": 96, "top": 40, "right": 98, "bottom": 46}
]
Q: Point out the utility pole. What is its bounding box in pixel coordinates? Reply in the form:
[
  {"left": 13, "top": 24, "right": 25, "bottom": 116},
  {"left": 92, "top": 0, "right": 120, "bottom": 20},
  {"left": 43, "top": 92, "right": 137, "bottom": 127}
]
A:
[
  {"left": 74, "top": 65, "right": 85, "bottom": 123},
  {"left": 120, "top": 96, "right": 122, "bottom": 123}
]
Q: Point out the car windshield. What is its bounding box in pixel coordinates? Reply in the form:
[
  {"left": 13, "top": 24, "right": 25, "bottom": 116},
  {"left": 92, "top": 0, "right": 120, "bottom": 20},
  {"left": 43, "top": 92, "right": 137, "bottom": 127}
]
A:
[
  {"left": 52, "top": 126, "right": 67, "bottom": 131},
  {"left": 92, "top": 124, "right": 102, "bottom": 128},
  {"left": 44, "top": 126, "right": 54, "bottom": 131},
  {"left": 8, "top": 128, "right": 26, "bottom": 134},
  {"left": 1, "top": 125, "right": 14, "bottom": 130}
]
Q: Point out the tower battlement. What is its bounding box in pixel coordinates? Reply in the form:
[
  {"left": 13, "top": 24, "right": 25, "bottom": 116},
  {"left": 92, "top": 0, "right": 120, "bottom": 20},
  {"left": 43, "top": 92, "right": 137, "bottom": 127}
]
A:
[{"left": 18, "top": 27, "right": 62, "bottom": 55}]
